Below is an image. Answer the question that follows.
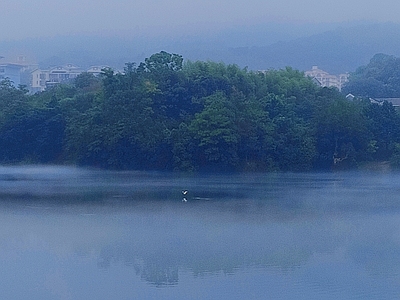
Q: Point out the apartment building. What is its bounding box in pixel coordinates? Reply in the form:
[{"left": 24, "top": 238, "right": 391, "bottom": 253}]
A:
[
  {"left": 0, "top": 60, "right": 26, "bottom": 86},
  {"left": 31, "top": 64, "right": 108, "bottom": 92},
  {"left": 305, "top": 66, "right": 349, "bottom": 91},
  {"left": 0, "top": 55, "right": 38, "bottom": 87}
]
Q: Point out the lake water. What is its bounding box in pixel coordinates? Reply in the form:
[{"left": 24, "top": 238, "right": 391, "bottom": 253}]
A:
[{"left": 0, "top": 166, "right": 399, "bottom": 299}]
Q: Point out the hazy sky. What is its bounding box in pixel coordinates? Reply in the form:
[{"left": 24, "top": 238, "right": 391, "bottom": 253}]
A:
[{"left": 1, "top": 0, "right": 400, "bottom": 40}]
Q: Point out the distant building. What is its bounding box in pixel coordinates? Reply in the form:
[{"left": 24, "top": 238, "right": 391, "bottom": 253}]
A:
[
  {"left": 1, "top": 55, "right": 112, "bottom": 92},
  {"left": 0, "top": 62, "right": 24, "bottom": 86},
  {"left": 305, "top": 66, "right": 349, "bottom": 91},
  {"left": 87, "top": 66, "right": 108, "bottom": 76},
  {"left": 369, "top": 98, "right": 400, "bottom": 107},
  {"left": 0, "top": 55, "right": 37, "bottom": 88},
  {"left": 31, "top": 64, "right": 83, "bottom": 92},
  {"left": 30, "top": 64, "right": 109, "bottom": 92}
]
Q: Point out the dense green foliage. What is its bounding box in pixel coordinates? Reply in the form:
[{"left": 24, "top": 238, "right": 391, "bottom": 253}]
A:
[
  {"left": 1, "top": 51, "right": 400, "bottom": 171},
  {"left": 343, "top": 53, "right": 400, "bottom": 98}
]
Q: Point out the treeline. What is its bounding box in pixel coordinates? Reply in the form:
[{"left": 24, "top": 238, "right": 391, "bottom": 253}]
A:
[
  {"left": 1, "top": 51, "right": 400, "bottom": 171},
  {"left": 343, "top": 53, "right": 400, "bottom": 98}
]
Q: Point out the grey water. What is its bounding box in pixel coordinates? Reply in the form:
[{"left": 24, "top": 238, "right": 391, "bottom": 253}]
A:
[{"left": 0, "top": 166, "right": 400, "bottom": 299}]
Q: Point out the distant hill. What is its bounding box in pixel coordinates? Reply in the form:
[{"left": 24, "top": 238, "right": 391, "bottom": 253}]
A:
[
  {"left": 178, "top": 22, "right": 400, "bottom": 74},
  {"left": 1, "top": 22, "right": 400, "bottom": 74},
  {"left": 227, "top": 22, "right": 400, "bottom": 74},
  {"left": 0, "top": 22, "right": 334, "bottom": 69}
]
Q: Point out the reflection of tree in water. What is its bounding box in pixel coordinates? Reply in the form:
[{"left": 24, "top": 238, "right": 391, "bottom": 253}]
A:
[
  {"left": 97, "top": 245, "right": 179, "bottom": 286},
  {"left": 349, "top": 233, "right": 400, "bottom": 278},
  {"left": 96, "top": 241, "right": 313, "bottom": 287},
  {"left": 92, "top": 173, "right": 373, "bottom": 287},
  {"left": 134, "top": 260, "right": 179, "bottom": 287}
]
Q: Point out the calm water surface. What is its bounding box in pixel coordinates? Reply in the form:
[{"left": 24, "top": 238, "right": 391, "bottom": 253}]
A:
[{"left": 0, "top": 166, "right": 399, "bottom": 299}]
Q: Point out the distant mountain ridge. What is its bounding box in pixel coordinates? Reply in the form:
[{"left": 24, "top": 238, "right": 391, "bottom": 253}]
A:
[
  {"left": 183, "top": 22, "right": 400, "bottom": 74},
  {"left": 1, "top": 22, "right": 400, "bottom": 74},
  {"left": 238, "top": 22, "right": 400, "bottom": 74}
]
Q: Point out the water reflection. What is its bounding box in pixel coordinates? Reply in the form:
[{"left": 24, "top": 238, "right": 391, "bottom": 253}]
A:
[{"left": 0, "top": 166, "right": 399, "bottom": 299}]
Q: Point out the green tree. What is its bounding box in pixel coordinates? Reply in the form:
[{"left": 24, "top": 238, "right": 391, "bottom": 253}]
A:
[
  {"left": 314, "top": 98, "right": 369, "bottom": 169},
  {"left": 189, "top": 92, "right": 239, "bottom": 170},
  {"left": 363, "top": 100, "right": 400, "bottom": 160}
]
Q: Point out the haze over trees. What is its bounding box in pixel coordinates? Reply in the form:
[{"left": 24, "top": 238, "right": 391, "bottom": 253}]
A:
[{"left": 1, "top": 51, "right": 400, "bottom": 171}]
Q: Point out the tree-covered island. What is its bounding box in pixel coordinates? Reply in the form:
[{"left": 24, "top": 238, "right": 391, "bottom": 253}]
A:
[{"left": 1, "top": 51, "right": 400, "bottom": 172}]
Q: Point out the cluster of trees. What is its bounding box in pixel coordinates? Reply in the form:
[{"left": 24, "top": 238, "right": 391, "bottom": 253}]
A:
[
  {"left": 1, "top": 51, "right": 400, "bottom": 172},
  {"left": 343, "top": 53, "right": 400, "bottom": 98}
]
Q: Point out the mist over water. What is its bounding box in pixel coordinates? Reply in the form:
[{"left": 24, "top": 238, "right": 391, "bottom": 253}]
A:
[{"left": 0, "top": 166, "right": 399, "bottom": 299}]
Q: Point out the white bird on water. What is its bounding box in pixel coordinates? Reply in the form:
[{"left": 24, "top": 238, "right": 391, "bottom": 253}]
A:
[{"left": 182, "top": 190, "right": 188, "bottom": 202}]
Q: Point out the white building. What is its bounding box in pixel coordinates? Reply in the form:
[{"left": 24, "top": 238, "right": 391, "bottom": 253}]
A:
[
  {"left": 305, "top": 66, "right": 349, "bottom": 91},
  {"left": 30, "top": 65, "right": 108, "bottom": 92},
  {"left": 0, "top": 63, "right": 24, "bottom": 86},
  {"left": 0, "top": 55, "right": 37, "bottom": 88},
  {"left": 87, "top": 66, "right": 108, "bottom": 76}
]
